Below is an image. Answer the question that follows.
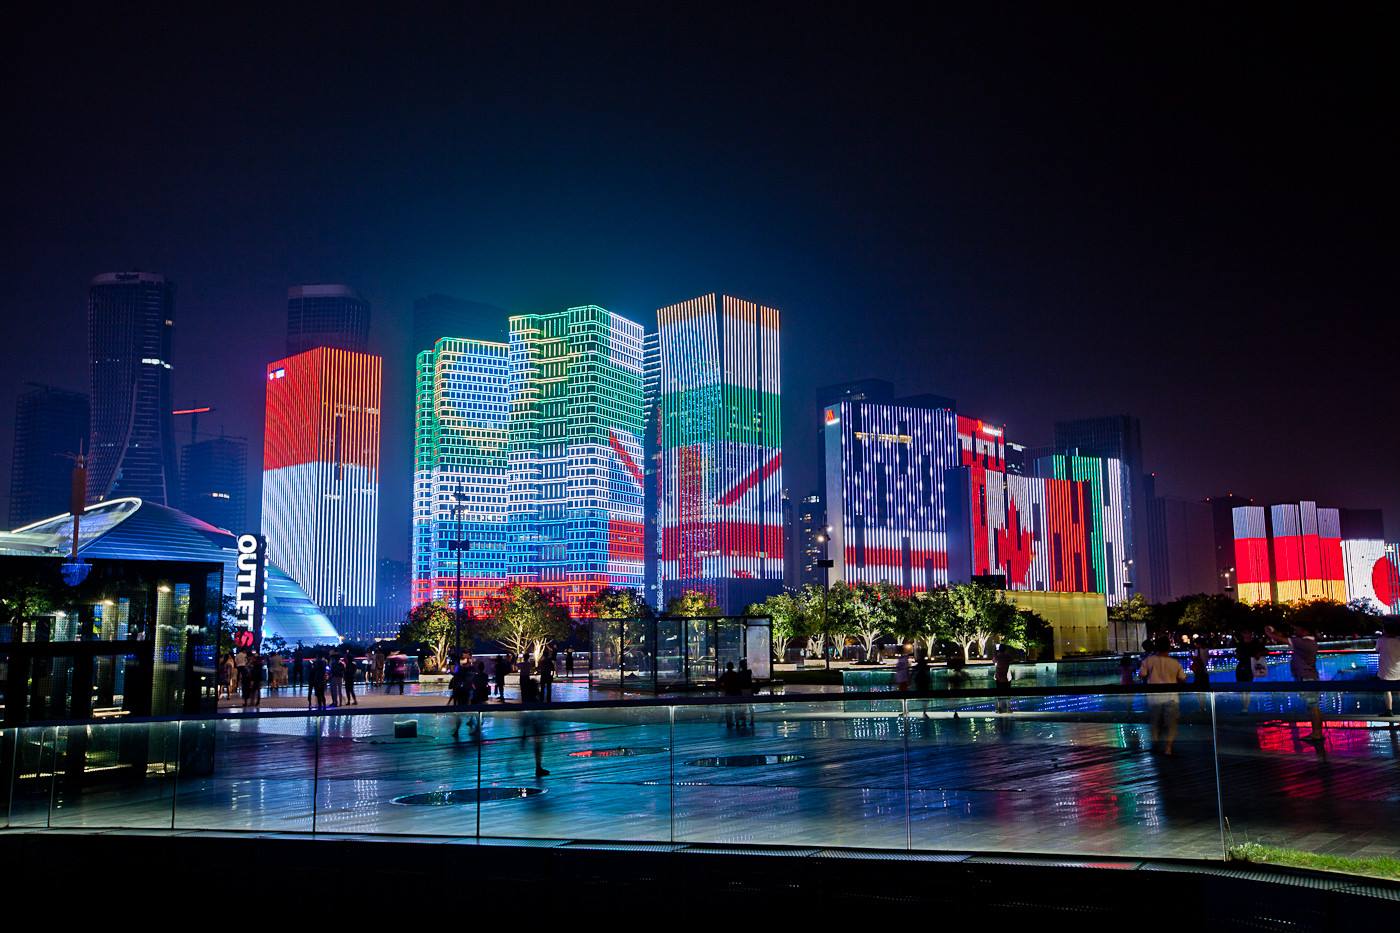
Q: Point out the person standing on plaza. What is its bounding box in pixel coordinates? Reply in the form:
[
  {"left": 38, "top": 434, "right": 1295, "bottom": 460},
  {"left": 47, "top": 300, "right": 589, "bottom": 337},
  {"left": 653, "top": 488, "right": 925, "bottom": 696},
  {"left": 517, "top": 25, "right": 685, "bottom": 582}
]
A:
[
  {"left": 220, "top": 653, "right": 236, "bottom": 700},
  {"left": 994, "top": 642, "right": 1019, "bottom": 713},
  {"left": 493, "top": 655, "right": 509, "bottom": 699},
  {"left": 329, "top": 653, "right": 344, "bottom": 707},
  {"left": 342, "top": 651, "right": 358, "bottom": 705},
  {"left": 1139, "top": 637, "right": 1187, "bottom": 755},
  {"left": 371, "top": 647, "right": 386, "bottom": 688},
  {"left": 565, "top": 647, "right": 575, "bottom": 679},
  {"left": 471, "top": 660, "right": 490, "bottom": 706},
  {"left": 1234, "top": 629, "right": 1266, "bottom": 712},
  {"left": 537, "top": 652, "right": 554, "bottom": 703},
  {"left": 1265, "top": 622, "right": 1324, "bottom": 743},
  {"left": 291, "top": 647, "right": 305, "bottom": 689},
  {"left": 307, "top": 653, "right": 327, "bottom": 710},
  {"left": 1377, "top": 619, "right": 1400, "bottom": 715},
  {"left": 1190, "top": 636, "right": 1211, "bottom": 686},
  {"left": 386, "top": 649, "right": 408, "bottom": 695},
  {"left": 894, "top": 653, "right": 911, "bottom": 693}
]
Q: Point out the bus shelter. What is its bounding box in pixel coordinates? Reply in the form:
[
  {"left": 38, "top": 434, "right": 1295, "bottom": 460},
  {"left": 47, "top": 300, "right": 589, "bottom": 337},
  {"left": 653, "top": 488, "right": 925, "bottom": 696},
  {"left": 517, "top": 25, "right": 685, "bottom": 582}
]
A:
[{"left": 588, "top": 615, "right": 771, "bottom": 692}]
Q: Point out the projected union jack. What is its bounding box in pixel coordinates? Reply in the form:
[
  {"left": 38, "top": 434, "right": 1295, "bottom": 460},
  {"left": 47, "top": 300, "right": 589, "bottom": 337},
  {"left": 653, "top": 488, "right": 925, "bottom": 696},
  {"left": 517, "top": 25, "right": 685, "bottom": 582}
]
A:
[{"left": 656, "top": 294, "right": 784, "bottom": 613}]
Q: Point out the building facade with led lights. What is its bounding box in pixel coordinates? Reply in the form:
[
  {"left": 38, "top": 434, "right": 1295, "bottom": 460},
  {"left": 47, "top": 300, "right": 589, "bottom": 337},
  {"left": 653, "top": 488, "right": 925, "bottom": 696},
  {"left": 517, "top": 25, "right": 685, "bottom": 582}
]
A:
[
  {"left": 262, "top": 347, "right": 382, "bottom": 611},
  {"left": 87, "top": 272, "right": 178, "bottom": 505},
  {"left": 507, "top": 306, "right": 645, "bottom": 612},
  {"left": 656, "top": 294, "right": 784, "bottom": 614},
  {"left": 1232, "top": 500, "right": 1397, "bottom": 612},
  {"left": 412, "top": 337, "right": 510, "bottom": 610}
]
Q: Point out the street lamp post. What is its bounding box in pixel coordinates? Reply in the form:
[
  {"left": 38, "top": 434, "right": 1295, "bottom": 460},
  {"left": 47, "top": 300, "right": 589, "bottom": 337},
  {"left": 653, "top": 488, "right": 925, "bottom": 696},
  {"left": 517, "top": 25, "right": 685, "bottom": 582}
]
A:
[
  {"left": 816, "top": 526, "right": 834, "bottom": 670},
  {"left": 451, "top": 484, "right": 471, "bottom": 668}
]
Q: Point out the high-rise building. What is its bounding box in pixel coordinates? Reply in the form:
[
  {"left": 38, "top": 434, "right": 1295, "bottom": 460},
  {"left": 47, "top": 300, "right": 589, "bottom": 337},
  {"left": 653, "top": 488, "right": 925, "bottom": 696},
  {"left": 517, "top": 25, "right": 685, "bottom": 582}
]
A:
[
  {"left": 412, "top": 295, "right": 508, "bottom": 357},
  {"left": 87, "top": 272, "right": 177, "bottom": 505},
  {"left": 656, "top": 294, "right": 784, "bottom": 614},
  {"left": 823, "top": 398, "right": 962, "bottom": 591},
  {"left": 412, "top": 337, "right": 510, "bottom": 611},
  {"left": 1030, "top": 452, "right": 1131, "bottom": 605},
  {"left": 1143, "top": 479, "right": 1218, "bottom": 601},
  {"left": 179, "top": 434, "right": 248, "bottom": 532},
  {"left": 8, "top": 384, "right": 89, "bottom": 527},
  {"left": 507, "top": 306, "right": 645, "bottom": 612},
  {"left": 790, "top": 491, "right": 826, "bottom": 591},
  {"left": 1053, "top": 415, "right": 1149, "bottom": 599},
  {"left": 262, "top": 347, "right": 382, "bottom": 610},
  {"left": 286, "top": 284, "right": 370, "bottom": 355},
  {"left": 1231, "top": 500, "right": 1360, "bottom": 606}
]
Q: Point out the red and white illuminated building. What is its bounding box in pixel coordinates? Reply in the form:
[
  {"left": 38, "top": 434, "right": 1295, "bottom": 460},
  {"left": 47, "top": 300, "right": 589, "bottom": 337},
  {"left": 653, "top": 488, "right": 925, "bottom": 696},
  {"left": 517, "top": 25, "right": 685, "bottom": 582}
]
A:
[{"left": 262, "top": 347, "right": 382, "bottom": 611}]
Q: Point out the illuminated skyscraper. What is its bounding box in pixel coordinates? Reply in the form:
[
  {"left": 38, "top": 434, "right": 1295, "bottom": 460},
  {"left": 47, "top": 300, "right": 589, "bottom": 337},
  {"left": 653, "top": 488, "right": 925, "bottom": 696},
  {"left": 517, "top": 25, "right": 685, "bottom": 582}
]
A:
[
  {"left": 643, "top": 330, "right": 662, "bottom": 608},
  {"left": 87, "top": 272, "right": 177, "bottom": 505},
  {"left": 1053, "top": 415, "right": 1149, "bottom": 598},
  {"left": 261, "top": 347, "right": 382, "bottom": 610},
  {"left": 412, "top": 337, "right": 510, "bottom": 610},
  {"left": 286, "top": 284, "right": 370, "bottom": 355},
  {"left": 507, "top": 306, "right": 645, "bottom": 611},
  {"left": 656, "top": 294, "right": 783, "bottom": 613}
]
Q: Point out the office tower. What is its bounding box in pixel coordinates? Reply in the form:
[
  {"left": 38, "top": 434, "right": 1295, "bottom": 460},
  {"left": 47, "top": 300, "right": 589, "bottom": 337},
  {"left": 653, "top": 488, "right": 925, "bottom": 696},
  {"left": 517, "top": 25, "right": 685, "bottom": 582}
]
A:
[
  {"left": 507, "top": 305, "right": 645, "bottom": 612},
  {"left": 1231, "top": 500, "right": 1351, "bottom": 605},
  {"left": 262, "top": 347, "right": 382, "bottom": 610},
  {"left": 412, "top": 294, "right": 509, "bottom": 356},
  {"left": 412, "top": 337, "right": 510, "bottom": 611},
  {"left": 1142, "top": 477, "right": 1218, "bottom": 600},
  {"left": 793, "top": 492, "right": 826, "bottom": 590},
  {"left": 643, "top": 330, "right": 662, "bottom": 608},
  {"left": 656, "top": 294, "right": 783, "bottom": 613},
  {"left": 824, "top": 398, "right": 962, "bottom": 591},
  {"left": 8, "top": 384, "right": 89, "bottom": 527},
  {"left": 285, "top": 284, "right": 370, "bottom": 355},
  {"left": 1053, "top": 415, "right": 1148, "bottom": 599},
  {"left": 87, "top": 272, "right": 178, "bottom": 505},
  {"left": 179, "top": 434, "right": 248, "bottom": 532},
  {"left": 1031, "top": 452, "right": 1131, "bottom": 604}
]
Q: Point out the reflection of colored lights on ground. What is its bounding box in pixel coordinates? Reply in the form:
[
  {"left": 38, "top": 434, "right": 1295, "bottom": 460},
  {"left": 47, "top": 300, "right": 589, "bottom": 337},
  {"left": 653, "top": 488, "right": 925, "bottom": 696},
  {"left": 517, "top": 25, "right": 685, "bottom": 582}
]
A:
[
  {"left": 568, "top": 746, "right": 667, "bottom": 758},
  {"left": 1255, "top": 721, "right": 1383, "bottom": 756}
]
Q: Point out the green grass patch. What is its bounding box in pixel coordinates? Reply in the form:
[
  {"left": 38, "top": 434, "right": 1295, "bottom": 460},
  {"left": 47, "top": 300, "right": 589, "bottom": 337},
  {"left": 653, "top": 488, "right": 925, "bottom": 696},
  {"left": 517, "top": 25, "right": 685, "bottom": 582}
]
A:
[{"left": 1228, "top": 843, "right": 1400, "bottom": 883}]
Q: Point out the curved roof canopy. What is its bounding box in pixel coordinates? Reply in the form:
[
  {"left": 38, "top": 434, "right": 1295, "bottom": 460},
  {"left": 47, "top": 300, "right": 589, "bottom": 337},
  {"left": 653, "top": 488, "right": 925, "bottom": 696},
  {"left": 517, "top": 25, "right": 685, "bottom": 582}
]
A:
[{"left": 4, "top": 498, "right": 340, "bottom": 646}]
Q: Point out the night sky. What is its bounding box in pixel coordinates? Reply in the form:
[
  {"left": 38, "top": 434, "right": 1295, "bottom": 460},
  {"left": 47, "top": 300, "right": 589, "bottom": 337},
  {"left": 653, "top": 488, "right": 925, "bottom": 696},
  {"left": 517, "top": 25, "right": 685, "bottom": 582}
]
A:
[{"left": 3, "top": 6, "right": 1395, "bottom": 557}]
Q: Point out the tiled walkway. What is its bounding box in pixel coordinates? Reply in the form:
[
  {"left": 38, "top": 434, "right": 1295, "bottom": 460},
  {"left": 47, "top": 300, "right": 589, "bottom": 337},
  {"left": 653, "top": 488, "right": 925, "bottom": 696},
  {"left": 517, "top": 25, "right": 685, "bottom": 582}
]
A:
[{"left": 12, "top": 699, "right": 1399, "bottom": 862}]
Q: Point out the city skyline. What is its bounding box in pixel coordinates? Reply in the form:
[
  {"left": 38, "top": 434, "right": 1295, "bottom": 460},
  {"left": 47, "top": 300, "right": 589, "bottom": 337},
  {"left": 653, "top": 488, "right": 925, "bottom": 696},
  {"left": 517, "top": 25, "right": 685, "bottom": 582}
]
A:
[{"left": 2, "top": 8, "right": 1395, "bottom": 564}]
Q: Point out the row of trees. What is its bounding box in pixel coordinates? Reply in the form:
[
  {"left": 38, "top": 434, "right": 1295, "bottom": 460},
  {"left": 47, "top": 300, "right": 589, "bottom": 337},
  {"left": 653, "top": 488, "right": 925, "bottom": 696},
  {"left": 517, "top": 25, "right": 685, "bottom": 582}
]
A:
[
  {"left": 750, "top": 582, "right": 1050, "bottom": 662},
  {"left": 1110, "top": 592, "right": 1389, "bottom": 642},
  {"left": 398, "top": 585, "right": 727, "bottom": 672}
]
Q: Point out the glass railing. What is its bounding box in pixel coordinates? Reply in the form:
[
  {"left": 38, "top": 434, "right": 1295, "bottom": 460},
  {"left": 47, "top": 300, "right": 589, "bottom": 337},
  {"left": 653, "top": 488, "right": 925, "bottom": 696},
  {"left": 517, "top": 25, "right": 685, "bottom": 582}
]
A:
[{"left": 3, "top": 686, "right": 1398, "bottom": 876}]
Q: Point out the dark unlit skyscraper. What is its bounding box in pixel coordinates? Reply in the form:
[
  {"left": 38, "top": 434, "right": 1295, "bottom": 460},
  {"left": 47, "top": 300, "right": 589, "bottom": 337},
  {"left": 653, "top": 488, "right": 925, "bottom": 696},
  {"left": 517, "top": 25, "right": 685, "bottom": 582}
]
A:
[
  {"left": 286, "top": 284, "right": 370, "bottom": 354},
  {"left": 87, "top": 272, "right": 177, "bottom": 505},
  {"left": 8, "top": 384, "right": 89, "bottom": 526}
]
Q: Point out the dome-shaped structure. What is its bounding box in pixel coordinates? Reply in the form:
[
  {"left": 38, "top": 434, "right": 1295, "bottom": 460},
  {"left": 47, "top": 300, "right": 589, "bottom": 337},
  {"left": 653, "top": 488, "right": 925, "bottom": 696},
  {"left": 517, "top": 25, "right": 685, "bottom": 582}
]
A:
[{"left": 7, "top": 498, "right": 340, "bottom": 645}]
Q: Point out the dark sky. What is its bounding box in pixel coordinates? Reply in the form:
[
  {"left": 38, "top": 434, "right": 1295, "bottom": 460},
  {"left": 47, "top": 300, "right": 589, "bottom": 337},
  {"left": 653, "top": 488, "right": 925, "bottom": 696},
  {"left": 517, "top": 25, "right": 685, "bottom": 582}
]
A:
[{"left": 3, "top": 5, "right": 1396, "bottom": 557}]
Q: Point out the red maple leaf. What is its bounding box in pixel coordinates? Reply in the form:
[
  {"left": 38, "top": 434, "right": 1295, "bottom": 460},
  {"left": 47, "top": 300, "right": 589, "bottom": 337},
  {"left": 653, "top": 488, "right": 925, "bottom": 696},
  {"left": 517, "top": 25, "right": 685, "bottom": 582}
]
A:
[{"left": 997, "top": 494, "right": 1035, "bottom": 585}]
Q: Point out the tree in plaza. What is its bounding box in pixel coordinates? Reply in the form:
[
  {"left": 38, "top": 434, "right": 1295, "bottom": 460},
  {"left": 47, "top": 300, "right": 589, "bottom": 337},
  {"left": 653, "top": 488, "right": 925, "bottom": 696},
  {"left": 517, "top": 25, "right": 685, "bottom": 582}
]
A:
[
  {"left": 398, "top": 600, "right": 456, "bottom": 673},
  {"left": 581, "top": 586, "right": 653, "bottom": 619},
  {"left": 749, "top": 591, "right": 809, "bottom": 661},
  {"left": 1108, "top": 592, "right": 1155, "bottom": 630},
  {"left": 1176, "top": 593, "right": 1253, "bottom": 640},
  {"left": 943, "top": 582, "right": 1019, "bottom": 659},
  {"left": 1284, "top": 597, "right": 1374, "bottom": 638},
  {"left": 791, "top": 584, "right": 829, "bottom": 659},
  {"left": 895, "top": 589, "right": 954, "bottom": 659},
  {"left": 484, "top": 585, "right": 571, "bottom": 665},
  {"left": 847, "top": 581, "right": 902, "bottom": 661},
  {"left": 665, "top": 588, "right": 721, "bottom": 618}
]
